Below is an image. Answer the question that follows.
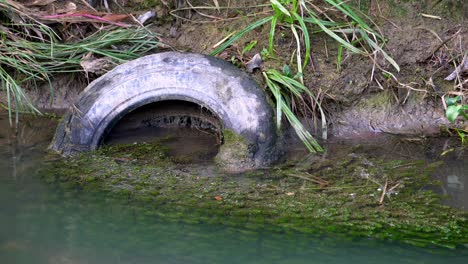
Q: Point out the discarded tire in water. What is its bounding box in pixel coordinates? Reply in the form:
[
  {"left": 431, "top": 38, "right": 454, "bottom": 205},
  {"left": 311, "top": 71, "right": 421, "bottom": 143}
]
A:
[{"left": 50, "top": 52, "right": 277, "bottom": 171}]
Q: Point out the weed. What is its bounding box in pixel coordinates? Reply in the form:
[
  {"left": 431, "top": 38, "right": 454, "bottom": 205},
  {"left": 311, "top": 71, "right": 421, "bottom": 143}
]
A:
[
  {"left": 0, "top": 0, "right": 161, "bottom": 125},
  {"left": 263, "top": 69, "right": 325, "bottom": 152},
  {"left": 445, "top": 96, "right": 468, "bottom": 143},
  {"left": 206, "top": 0, "right": 399, "bottom": 152}
]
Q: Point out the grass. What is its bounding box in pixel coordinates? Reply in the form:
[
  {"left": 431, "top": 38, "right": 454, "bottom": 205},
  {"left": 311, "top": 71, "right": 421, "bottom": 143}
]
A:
[
  {"left": 0, "top": 0, "right": 161, "bottom": 125},
  {"left": 207, "top": 0, "right": 399, "bottom": 152},
  {"left": 263, "top": 69, "right": 325, "bottom": 152}
]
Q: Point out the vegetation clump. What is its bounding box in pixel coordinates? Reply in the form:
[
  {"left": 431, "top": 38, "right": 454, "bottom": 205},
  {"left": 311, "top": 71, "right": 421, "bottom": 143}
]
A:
[
  {"left": 0, "top": 0, "right": 162, "bottom": 125},
  {"left": 208, "top": 0, "right": 399, "bottom": 152},
  {"left": 445, "top": 96, "right": 468, "bottom": 143}
]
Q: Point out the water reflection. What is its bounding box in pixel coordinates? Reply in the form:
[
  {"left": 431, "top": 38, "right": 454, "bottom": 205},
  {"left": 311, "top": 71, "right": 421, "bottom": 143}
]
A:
[{"left": 434, "top": 154, "right": 467, "bottom": 210}]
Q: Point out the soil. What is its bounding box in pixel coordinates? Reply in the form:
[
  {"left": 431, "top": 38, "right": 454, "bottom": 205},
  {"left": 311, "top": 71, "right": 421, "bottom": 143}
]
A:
[
  {"left": 152, "top": 0, "right": 466, "bottom": 138},
  {"left": 2, "top": 0, "right": 467, "bottom": 138}
]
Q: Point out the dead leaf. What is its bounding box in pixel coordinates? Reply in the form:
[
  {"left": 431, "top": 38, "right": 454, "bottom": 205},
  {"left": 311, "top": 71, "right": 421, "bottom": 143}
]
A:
[
  {"left": 137, "top": 10, "right": 156, "bottom": 24},
  {"left": 64, "top": 2, "right": 77, "bottom": 13},
  {"left": 214, "top": 195, "right": 223, "bottom": 201},
  {"left": 286, "top": 192, "right": 295, "bottom": 196},
  {"left": 80, "top": 55, "right": 114, "bottom": 75},
  {"left": 245, "top": 53, "right": 262, "bottom": 73},
  {"left": 102, "top": 14, "right": 129, "bottom": 23},
  {"left": 42, "top": 12, "right": 130, "bottom": 27},
  {"left": 212, "top": 0, "right": 220, "bottom": 12},
  {"left": 445, "top": 55, "right": 468, "bottom": 81}
]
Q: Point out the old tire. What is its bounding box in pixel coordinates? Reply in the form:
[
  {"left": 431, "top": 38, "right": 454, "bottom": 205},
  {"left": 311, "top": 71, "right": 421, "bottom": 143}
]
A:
[{"left": 50, "top": 52, "right": 277, "bottom": 171}]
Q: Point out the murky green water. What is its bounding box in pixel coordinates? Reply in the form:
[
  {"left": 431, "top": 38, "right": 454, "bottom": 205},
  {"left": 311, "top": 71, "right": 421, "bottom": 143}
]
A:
[{"left": 1, "top": 115, "right": 467, "bottom": 263}]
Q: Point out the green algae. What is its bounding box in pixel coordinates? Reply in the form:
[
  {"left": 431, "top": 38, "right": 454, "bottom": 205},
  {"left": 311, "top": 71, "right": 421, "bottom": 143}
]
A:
[
  {"left": 357, "top": 90, "right": 393, "bottom": 111},
  {"left": 215, "top": 129, "right": 255, "bottom": 172},
  {"left": 41, "top": 143, "right": 468, "bottom": 249}
]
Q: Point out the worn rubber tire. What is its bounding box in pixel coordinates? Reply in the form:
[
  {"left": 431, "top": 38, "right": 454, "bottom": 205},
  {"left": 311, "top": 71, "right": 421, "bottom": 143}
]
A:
[{"left": 50, "top": 52, "right": 277, "bottom": 170}]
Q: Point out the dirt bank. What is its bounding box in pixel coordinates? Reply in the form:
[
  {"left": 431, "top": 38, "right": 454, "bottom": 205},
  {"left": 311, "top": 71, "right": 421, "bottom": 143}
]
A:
[
  {"left": 3, "top": 0, "right": 466, "bottom": 138},
  {"left": 154, "top": 0, "right": 466, "bottom": 137}
]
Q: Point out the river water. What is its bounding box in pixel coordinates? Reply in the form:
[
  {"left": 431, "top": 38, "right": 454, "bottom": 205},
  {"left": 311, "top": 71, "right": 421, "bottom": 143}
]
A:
[{"left": 0, "top": 114, "right": 467, "bottom": 263}]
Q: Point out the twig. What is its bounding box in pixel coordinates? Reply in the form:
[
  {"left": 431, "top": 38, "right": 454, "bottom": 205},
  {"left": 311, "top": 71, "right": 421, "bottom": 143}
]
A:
[
  {"left": 445, "top": 53, "right": 467, "bottom": 81},
  {"left": 369, "top": 55, "right": 428, "bottom": 93},
  {"left": 421, "top": 13, "right": 442, "bottom": 20},
  {"left": 425, "top": 28, "right": 461, "bottom": 61},
  {"left": 42, "top": 13, "right": 130, "bottom": 27},
  {"left": 79, "top": 0, "right": 98, "bottom": 12},
  {"left": 212, "top": 31, "right": 236, "bottom": 48},
  {"left": 186, "top": 0, "right": 223, "bottom": 21},
  {"left": 379, "top": 15, "right": 402, "bottom": 30},
  {"left": 379, "top": 179, "right": 388, "bottom": 204},
  {"left": 388, "top": 182, "right": 401, "bottom": 193},
  {"left": 286, "top": 172, "right": 329, "bottom": 187},
  {"left": 392, "top": 162, "right": 418, "bottom": 169}
]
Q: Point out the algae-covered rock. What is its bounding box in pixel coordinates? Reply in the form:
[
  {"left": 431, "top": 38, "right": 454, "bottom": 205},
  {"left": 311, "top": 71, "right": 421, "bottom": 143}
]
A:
[{"left": 215, "top": 130, "right": 256, "bottom": 173}]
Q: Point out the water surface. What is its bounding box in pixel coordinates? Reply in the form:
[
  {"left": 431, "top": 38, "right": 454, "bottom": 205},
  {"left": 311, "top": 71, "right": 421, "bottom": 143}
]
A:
[{"left": 0, "top": 114, "right": 467, "bottom": 263}]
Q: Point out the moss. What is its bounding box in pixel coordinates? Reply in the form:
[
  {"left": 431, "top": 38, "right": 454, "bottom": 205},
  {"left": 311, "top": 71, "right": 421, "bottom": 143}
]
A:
[
  {"left": 40, "top": 147, "right": 468, "bottom": 249},
  {"left": 215, "top": 129, "right": 255, "bottom": 172},
  {"left": 221, "top": 129, "right": 245, "bottom": 144},
  {"left": 356, "top": 90, "right": 393, "bottom": 111}
]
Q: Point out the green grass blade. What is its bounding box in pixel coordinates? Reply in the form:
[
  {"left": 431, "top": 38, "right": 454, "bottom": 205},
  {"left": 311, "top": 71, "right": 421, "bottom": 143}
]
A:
[
  {"left": 303, "top": 18, "right": 346, "bottom": 27},
  {"left": 270, "top": 0, "right": 291, "bottom": 17},
  {"left": 242, "top": 40, "right": 257, "bottom": 55},
  {"left": 358, "top": 29, "right": 400, "bottom": 72},
  {"left": 264, "top": 73, "right": 283, "bottom": 129},
  {"left": 0, "top": 13, "right": 161, "bottom": 124},
  {"left": 292, "top": 12, "right": 311, "bottom": 69},
  {"left": 290, "top": 24, "right": 304, "bottom": 83},
  {"left": 305, "top": 10, "right": 364, "bottom": 55},
  {"left": 322, "top": 0, "right": 375, "bottom": 34},
  {"left": 282, "top": 103, "right": 323, "bottom": 152},
  {"left": 264, "top": 69, "right": 326, "bottom": 149},
  {"left": 269, "top": 15, "right": 278, "bottom": 55},
  {"left": 210, "top": 16, "right": 273, "bottom": 56},
  {"left": 337, "top": 44, "right": 343, "bottom": 71}
]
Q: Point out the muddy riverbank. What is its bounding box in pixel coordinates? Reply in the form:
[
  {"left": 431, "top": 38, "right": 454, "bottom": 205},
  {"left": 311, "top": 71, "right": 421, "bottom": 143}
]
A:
[{"left": 3, "top": 0, "right": 466, "bottom": 138}]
